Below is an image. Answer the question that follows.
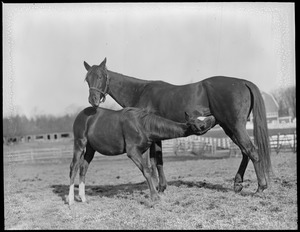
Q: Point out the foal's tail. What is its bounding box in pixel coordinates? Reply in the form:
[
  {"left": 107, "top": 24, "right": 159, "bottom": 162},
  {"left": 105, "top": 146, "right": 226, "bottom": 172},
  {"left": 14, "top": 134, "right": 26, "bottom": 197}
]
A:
[{"left": 246, "top": 82, "right": 273, "bottom": 181}]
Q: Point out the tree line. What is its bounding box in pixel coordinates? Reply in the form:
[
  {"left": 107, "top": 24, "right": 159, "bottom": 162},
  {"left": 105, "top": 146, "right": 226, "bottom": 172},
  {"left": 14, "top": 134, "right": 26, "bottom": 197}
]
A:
[
  {"left": 3, "top": 113, "right": 77, "bottom": 138},
  {"left": 3, "top": 85, "right": 296, "bottom": 138}
]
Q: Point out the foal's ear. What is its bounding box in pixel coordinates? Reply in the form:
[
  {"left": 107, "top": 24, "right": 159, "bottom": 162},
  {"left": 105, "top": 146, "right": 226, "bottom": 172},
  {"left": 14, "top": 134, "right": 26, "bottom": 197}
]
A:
[
  {"left": 84, "top": 61, "right": 91, "bottom": 71},
  {"left": 99, "top": 57, "right": 107, "bottom": 67},
  {"left": 184, "top": 112, "right": 190, "bottom": 121}
]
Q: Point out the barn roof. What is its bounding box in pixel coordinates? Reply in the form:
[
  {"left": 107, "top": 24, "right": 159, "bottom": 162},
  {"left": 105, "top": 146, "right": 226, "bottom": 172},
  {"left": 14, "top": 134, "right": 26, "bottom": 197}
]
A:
[{"left": 261, "top": 91, "right": 279, "bottom": 113}]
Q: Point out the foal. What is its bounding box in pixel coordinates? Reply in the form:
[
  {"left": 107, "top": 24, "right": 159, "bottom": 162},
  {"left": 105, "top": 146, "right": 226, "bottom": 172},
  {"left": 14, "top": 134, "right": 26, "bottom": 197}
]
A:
[{"left": 68, "top": 106, "right": 207, "bottom": 205}]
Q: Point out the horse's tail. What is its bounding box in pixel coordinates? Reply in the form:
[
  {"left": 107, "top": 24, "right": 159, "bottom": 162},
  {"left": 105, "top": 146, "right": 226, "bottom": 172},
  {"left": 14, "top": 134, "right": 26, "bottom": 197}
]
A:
[{"left": 246, "top": 82, "right": 273, "bottom": 181}]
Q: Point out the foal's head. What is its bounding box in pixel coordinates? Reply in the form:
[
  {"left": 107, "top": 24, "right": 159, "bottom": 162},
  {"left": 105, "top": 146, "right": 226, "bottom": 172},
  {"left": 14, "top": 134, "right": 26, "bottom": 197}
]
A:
[
  {"left": 83, "top": 58, "right": 110, "bottom": 107},
  {"left": 185, "top": 112, "right": 211, "bottom": 135}
]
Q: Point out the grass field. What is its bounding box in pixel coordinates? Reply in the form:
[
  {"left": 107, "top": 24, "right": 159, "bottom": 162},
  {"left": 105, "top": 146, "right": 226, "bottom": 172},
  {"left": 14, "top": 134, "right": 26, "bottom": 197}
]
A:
[{"left": 4, "top": 141, "right": 297, "bottom": 229}]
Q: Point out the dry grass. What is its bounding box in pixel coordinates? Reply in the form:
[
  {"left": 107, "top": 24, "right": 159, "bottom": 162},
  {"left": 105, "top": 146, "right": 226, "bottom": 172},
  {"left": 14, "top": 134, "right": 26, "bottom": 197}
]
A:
[{"left": 4, "top": 146, "right": 297, "bottom": 230}]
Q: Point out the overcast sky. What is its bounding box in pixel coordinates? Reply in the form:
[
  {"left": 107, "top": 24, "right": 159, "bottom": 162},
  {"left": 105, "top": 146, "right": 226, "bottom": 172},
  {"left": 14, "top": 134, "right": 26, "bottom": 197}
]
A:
[{"left": 3, "top": 3, "right": 295, "bottom": 118}]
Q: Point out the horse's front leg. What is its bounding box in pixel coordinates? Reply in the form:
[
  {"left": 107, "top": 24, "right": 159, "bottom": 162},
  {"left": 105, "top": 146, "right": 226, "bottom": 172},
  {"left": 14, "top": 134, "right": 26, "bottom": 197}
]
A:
[
  {"left": 150, "top": 141, "right": 167, "bottom": 192},
  {"left": 127, "top": 146, "right": 160, "bottom": 202}
]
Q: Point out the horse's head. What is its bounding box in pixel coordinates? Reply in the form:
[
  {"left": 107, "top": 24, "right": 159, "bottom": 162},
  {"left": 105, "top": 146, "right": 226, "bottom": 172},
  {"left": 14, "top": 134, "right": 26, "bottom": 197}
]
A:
[
  {"left": 83, "top": 57, "right": 110, "bottom": 107},
  {"left": 185, "top": 112, "right": 214, "bottom": 135}
]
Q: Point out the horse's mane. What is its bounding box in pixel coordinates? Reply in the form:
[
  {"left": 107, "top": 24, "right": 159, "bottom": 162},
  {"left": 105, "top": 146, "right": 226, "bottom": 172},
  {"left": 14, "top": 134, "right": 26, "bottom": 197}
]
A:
[{"left": 123, "top": 107, "right": 186, "bottom": 138}]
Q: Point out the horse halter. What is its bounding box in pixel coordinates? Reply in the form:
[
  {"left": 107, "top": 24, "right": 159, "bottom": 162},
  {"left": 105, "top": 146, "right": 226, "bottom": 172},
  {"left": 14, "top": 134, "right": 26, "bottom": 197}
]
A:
[{"left": 89, "top": 73, "right": 110, "bottom": 103}]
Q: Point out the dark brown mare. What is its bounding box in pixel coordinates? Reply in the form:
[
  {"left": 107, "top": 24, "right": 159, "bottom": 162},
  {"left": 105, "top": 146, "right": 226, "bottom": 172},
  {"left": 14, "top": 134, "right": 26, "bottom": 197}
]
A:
[
  {"left": 83, "top": 58, "right": 272, "bottom": 194},
  {"left": 68, "top": 106, "right": 207, "bottom": 205}
]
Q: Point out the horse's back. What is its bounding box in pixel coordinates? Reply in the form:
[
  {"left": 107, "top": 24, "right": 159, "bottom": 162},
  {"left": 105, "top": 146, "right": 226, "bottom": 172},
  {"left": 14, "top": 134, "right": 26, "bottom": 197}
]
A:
[
  {"left": 202, "top": 76, "right": 252, "bottom": 88},
  {"left": 138, "top": 81, "right": 211, "bottom": 122}
]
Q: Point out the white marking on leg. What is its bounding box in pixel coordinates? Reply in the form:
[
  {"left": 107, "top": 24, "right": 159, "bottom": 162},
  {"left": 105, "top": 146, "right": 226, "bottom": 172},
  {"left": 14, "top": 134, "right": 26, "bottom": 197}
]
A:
[
  {"left": 68, "top": 184, "right": 75, "bottom": 205},
  {"left": 79, "top": 182, "right": 86, "bottom": 203}
]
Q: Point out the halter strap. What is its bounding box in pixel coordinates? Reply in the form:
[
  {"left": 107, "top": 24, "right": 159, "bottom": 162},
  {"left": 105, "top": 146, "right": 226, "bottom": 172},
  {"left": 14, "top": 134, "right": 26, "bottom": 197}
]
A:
[{"left": 89, "top": 73, "right": 110, "bottom": 103}]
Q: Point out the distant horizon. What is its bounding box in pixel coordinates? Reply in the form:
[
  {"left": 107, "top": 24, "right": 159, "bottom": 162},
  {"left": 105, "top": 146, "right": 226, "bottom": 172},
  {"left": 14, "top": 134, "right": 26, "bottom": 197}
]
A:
[{"left": 3, "top": 86, "right": 295, "bottom": 119}]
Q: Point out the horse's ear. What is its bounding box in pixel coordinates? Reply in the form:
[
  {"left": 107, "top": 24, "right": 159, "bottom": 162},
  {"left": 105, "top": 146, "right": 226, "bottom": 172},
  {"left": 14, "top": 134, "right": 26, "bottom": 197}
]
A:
[
  {"left": 184, "top": 112, "right": 190, "bottom": 121},
  {"left": 84, "top": 61, "right": 91, "bottom": 71},
  {"left": 99, "top": 57, "right": 107, "bottom": 67}
]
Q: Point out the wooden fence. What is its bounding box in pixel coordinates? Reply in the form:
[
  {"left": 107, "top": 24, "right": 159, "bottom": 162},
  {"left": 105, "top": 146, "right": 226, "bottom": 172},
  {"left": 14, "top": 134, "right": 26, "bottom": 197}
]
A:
[
  {"left": 4, "top": 132, "right": 296, "bottom": 164},
  {"left": 4, "top": 148, "right": 73, "bottom": 163}
]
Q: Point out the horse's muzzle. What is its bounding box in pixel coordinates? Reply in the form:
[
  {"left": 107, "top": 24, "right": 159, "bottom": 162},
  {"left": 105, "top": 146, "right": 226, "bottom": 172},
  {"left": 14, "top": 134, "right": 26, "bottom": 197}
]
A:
[{"left": 88, "top": 96, "right": 100, "bottom": 108}]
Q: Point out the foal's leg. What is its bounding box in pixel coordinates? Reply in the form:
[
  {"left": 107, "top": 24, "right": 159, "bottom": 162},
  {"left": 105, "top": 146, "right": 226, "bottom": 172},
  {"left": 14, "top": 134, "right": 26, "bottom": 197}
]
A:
[
  {"left": 68, "top": 138, "right": 86, "bottom": 205},
  {"left": 150, "top": 141, "right": 167, "bottom": 192},
  {"left": 144, "top": 148, "right": 158, "bottom": 190},
  {"left": 78, "top": 142, "right": 95, "bottom": 203},
  {"left": 127, "top": 146, "right": 160, "bottom": 201}
]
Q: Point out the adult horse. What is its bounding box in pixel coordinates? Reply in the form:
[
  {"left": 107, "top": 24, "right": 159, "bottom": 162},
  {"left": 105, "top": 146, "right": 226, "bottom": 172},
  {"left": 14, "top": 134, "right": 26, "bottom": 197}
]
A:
[
  {"left": 68, "top": 106, "right": 207, "bottom": 205},
  {"left": 83, "top": 58, "right": 272, "bottom": 193}
]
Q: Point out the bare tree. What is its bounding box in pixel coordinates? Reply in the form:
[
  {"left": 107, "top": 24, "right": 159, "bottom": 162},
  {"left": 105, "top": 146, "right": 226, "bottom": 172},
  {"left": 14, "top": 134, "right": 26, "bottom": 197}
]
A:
[{"left": 271, "top": 85, "right": 296, "bottom": 119}]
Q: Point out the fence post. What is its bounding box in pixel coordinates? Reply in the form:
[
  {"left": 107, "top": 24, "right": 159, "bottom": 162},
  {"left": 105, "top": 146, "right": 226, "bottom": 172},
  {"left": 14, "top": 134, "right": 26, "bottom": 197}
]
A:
[
  {"left": 276, "top": 133, "right": 280, "bottom": 154},
  {"left": 212, "top": 138, "right": 216, "bottom": 155}
]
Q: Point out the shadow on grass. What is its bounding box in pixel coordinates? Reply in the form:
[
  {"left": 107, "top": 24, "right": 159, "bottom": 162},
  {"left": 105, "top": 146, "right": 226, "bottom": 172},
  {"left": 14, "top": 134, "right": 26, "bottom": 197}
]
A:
[
  {"left": 164, "top": 152, "right": 230, "bottom": 162},
  {"left": 51, "top": 179, "right": 231, "bottom": 204},
  {"left": 168, "top": 180, "right": 231, "bottom": 192}
]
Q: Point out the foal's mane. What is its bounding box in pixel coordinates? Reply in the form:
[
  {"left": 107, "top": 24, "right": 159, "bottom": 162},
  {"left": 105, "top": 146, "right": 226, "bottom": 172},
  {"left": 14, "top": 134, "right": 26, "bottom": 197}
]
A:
[{"left": 123, "top": 107, "right": 187, "bottom": 137}]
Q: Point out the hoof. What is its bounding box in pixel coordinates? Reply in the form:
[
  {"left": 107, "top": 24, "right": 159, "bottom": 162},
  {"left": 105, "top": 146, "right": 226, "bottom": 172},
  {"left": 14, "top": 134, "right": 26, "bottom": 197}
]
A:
[
  {"left": 234, "top": 183, "right": 243, "bottom": 193},
  {"left": 158, "top": 184, "right": 167, "bottom": 193},
  {"left": 151, "top": 194, "right": 161, "bottom": 202},
  {"left": 79, "top": 196, "right": 87, "bottom": 203},
  {"left": 255, "top": 185, "right": 267, "bottom": 193}
]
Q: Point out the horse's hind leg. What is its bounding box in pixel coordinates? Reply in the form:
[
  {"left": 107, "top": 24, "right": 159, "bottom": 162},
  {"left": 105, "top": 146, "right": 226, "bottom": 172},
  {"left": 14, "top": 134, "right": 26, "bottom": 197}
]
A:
[
  {"left": 78, "top": 142, "right": 95, "bottom": 203},
  {"left": 227, "top": 126, "right": 267, "bottom": 193},
  {"left": 234, "top": 153, "right": 249, "bottom": 192},
  {"left": 68, "top": 138, "right": 87, "bottom": 205}
]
